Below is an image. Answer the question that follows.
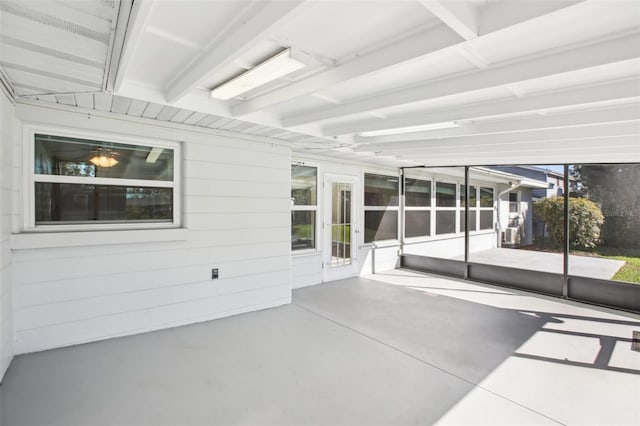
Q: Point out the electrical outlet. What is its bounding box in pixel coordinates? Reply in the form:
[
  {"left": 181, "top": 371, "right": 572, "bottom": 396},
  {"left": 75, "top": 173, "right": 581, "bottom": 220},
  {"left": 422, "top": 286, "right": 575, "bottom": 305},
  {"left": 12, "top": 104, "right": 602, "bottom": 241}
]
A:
[{"left": 211, "top": 268, "right": 219, "bottom": 279}]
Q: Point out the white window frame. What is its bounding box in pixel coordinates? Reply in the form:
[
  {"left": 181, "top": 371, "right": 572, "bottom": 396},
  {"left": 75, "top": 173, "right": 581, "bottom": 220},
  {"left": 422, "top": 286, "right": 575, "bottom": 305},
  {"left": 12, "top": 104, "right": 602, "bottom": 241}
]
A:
[
  {"left": 291, "top": 162, "right": 319, "bottom": 254},
  {"left": 363, "top": 171, "right": 400, "bottom": 245},
  {"left": 24, "top": 125, "right": 182, "bottom": 232}
]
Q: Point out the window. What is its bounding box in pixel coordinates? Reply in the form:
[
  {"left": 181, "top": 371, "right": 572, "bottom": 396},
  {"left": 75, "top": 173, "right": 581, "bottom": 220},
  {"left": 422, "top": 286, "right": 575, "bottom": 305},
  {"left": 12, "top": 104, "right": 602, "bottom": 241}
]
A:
[
  {"left": 479, "top": 187, "right": 494, "bottom": 230},
  {"left": 404, "top": 177, "right": 431, "bottom": 238},
  {"left": 291, "top": 164, "right": 317, "bottom": 251},
  {"left": 31, "top": 131, "right": 179, "bottom": 228},
  {"left": 509, "top": 192, "right": 519, "bottom": 213},
  {"left": 364, "top": 173, "right": 399, "bottom": 243},
  {"left": 435, "top": 181, "right": 456, "bottom": 235}
]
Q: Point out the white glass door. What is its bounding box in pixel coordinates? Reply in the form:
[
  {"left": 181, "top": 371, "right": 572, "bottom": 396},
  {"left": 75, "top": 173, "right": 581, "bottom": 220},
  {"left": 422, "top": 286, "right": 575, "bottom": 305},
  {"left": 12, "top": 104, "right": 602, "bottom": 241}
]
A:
[{"left": 324, "top": 175, "right": 358, "bottom": 281}]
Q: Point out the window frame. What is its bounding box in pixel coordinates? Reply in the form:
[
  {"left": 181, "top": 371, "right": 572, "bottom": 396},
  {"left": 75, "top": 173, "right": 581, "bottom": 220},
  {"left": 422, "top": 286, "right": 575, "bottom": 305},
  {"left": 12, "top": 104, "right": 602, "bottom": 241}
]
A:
[
  {"left": 24, "top": 125, "right": 182, "bottom": 232},
  {"left": 291, "top": 162, "right": 319, "bottom": 254}
]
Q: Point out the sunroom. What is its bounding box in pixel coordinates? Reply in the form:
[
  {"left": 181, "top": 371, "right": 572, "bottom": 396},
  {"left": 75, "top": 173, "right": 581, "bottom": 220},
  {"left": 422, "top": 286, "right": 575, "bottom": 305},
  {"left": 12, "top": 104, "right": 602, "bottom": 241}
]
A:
[{"left": 0, "top": 1, "right": 639, "bottom": 425}]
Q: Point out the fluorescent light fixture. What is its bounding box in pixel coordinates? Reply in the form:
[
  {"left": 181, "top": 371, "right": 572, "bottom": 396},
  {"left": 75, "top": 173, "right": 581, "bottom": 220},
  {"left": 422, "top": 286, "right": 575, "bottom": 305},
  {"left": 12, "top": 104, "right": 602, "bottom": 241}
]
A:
[
  {"left": 358, "top": 121, "right": 459, "bottom": 137},
  {"left": 210, "top": 48, "right": 308, "bottom": 100},
  {"left": 146, "top": 147, "right": 164, "bottom": 164}
]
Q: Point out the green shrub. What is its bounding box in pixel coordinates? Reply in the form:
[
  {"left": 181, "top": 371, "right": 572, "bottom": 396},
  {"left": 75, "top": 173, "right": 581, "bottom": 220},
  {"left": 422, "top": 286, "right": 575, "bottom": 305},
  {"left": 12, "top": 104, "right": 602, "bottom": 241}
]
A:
[{"left": 533, "top": 196, "right": 604, "bottom": 249}]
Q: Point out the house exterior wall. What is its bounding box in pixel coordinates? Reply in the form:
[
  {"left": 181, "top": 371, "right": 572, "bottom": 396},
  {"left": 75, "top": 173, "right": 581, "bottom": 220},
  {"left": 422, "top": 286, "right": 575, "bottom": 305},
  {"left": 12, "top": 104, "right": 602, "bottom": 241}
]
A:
[
  {"left": 9, "top": 104, "right": 292, "bottom": 355},
  {"left": 0, "top": 88, "right": 17, "bottom": 379}
]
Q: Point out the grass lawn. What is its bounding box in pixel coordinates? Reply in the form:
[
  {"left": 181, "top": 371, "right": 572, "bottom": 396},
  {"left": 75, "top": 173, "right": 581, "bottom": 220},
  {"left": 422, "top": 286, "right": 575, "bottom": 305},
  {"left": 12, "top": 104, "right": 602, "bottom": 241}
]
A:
[
  {"left": 530, "top": 242, "right": 640, "bottom": 284},
  {"left": 593, "top": 247, "right": 640, "bottom": 284}
]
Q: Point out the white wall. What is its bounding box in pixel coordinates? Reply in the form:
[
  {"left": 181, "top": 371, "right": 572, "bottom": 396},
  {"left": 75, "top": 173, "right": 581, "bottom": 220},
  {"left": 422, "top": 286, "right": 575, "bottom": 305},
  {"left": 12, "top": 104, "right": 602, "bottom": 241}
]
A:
[
  {"left": 0, "top": 88, "right": 17, "bottom": 380},
  {"left": 10, "top": 104, "right": 292, "bottom": 355},
  {"left": 403, "top": 232, "right": 496, "bottom": 259}
]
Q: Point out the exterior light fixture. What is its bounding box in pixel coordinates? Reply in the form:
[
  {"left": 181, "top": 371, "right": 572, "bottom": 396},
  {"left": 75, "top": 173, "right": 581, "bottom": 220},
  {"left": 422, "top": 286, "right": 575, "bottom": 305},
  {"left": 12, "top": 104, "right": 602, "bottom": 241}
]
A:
[
  {"left": 358, "top": 121, "right": 459, "bottom": 137},
  {"left": 89, "top": 148, "right": 119, "bottom": 168},
  {"left": 210, "top": 48, "right": 309, "bottom": 100}
]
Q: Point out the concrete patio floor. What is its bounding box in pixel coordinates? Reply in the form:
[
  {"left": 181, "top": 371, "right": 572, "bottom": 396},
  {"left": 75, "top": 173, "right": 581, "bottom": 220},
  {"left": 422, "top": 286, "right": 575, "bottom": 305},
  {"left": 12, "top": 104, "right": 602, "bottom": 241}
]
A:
[
  {"left": 457, "top": 248, "right": 626, "bottom": 280},
  {"left": 1, "top": 269, "right": 639, "bottom": 425}
]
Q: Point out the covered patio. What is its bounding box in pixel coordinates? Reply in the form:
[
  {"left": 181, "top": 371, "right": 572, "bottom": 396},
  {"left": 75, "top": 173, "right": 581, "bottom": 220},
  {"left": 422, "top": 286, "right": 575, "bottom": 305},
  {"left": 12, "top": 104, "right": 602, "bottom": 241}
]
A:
[{"left": 2, "top": 270, "right": 638, "bottom": 426}]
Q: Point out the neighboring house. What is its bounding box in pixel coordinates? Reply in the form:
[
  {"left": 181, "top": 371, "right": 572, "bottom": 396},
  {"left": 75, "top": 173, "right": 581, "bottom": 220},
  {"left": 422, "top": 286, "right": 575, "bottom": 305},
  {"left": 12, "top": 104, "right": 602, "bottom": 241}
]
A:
[{"left": 491, "top": 166, "right": 567, "bottom": 242}]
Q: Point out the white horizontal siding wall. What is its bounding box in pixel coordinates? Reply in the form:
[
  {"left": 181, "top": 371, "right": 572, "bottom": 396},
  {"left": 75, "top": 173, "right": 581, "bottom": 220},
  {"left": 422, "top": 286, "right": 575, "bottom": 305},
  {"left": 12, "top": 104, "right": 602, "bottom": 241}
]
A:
[
  {"left": 11, "top": 104, "right": 292, "bottom": 354},
  {"left": 0, "top": 89, "right": 17, "bottom": 380}
]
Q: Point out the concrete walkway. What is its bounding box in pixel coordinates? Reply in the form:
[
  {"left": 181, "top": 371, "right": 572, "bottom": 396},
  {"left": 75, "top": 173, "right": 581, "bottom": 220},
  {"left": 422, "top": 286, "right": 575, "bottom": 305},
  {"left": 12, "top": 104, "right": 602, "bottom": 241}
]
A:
[
  {"left": 458, "top": 248, "right": 625, "bottom": 280},
  {"left": 2, "top": 270, "right": 639, "bottom": 425}
]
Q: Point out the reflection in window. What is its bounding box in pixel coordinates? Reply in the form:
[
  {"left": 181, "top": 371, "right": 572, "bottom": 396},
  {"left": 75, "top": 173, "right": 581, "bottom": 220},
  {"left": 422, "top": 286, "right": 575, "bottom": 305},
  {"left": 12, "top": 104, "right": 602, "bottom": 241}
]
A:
[
  {"left": 32, "top": 132, "right": 178, "bottom": 227},
  {"left": 405, "top": 211, "right": 430, "bottom": 238},
  {"left": 35, "top": 134, "right": 174, "bottom": 181},
  {"left": 291, "top": 164, "right": 317, "bottom": 251},
  {"left": 35, "top": 183, "right": 172, "bottom": 223},
  {"left": 364, "top": 173, "right": 399, "bottom": 243},
  {"left": 365, "top": 211, "right": 398, "bottom": 243},
  {"left": 436, "top": 182, "right": 456, "bottom": 207},
  {"left": 365, "top": 173, "right": 399, "bottom": 206},
  {"left": 291, "top": 211, "right": 315, "bottom": 250},
  {"left": 405, "top": 178, "right": 431, "bottom": 207}
]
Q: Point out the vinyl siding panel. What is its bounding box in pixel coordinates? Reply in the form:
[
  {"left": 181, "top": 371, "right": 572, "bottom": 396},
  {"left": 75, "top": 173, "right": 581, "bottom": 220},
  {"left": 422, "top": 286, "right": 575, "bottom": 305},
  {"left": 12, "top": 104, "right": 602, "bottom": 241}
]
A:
[{"left": 11, "top": 105, "right": 292, "bottom": 355}]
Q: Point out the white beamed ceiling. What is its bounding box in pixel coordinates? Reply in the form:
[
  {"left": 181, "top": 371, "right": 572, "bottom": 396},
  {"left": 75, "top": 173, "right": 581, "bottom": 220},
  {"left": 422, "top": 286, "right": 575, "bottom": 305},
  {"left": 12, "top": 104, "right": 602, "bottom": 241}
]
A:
[{"left": 2, "top": 0, "right": 640, "bottom": 167}]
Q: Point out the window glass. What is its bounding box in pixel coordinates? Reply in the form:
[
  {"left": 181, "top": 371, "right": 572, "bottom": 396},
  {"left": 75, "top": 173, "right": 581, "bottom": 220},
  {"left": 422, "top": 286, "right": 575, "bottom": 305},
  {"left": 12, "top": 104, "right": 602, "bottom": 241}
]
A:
[
  {"left": 460, "top": 185, "right": 476, "bottom": 207},
  {"left": 460, "top": 210, "right": 477, "bottom": 232},
  {"left": 35, "top": 183, "right": 172, "bottom": 224},
  {"left": 35, "top": 134, "right": 174, "bottom": 181},
  {"left": 509, "top": 192, "right": 519, "bottom": 213},
  {"left": 291, "top": 164, "right": 317, "bottom": 251},
  {"left": 436, "top": 182, "right": 456, "bottom": 207},
  {"left": 405, "top": 211, "right": 430, "bottom": 238},
  {"left": 405, "top": 178, "right": 431, "bottom": 207},
  {"left": 436, "top": 211, "right": 456, "bottom": 234},
  {"left": 291, "top": 165, "right": 317, "bottom": 205},
  {"left": 479, "top": 210, "right": 493, "bottom": 230},
  {"left": 364, "top": 211, "right": 398, "bottom": 242},
  {"left": 291, "top": 211, "right": 315, "bottom": 250},
  {"left": 480, "top": 187, "right": 494, "bottom": 208},
  {"left": 365, "top": 174, "right": 399, "bottom": 206}
]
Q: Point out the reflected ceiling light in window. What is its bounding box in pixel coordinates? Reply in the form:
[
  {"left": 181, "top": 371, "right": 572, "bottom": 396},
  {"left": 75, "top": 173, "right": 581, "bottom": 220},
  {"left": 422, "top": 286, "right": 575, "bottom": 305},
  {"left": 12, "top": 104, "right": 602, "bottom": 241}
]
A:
[
  {"left": 358, "top": 121, "right": 459, "bottom": 137},
  {"left": 146, "top": 147, "right": 164, "bottom": 163},
  {"left": 210, "top": 48, "right": 309, "bottom": 100},
  {"left": 89, "top": 148, "right": 119, "bottom": 168}
]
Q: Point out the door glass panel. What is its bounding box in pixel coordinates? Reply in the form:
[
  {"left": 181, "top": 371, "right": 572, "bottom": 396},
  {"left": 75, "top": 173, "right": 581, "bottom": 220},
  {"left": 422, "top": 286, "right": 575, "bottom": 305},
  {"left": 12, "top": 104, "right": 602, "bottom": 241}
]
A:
[{"left": 331, "top": 182, "right": 352, "bottom": 267}]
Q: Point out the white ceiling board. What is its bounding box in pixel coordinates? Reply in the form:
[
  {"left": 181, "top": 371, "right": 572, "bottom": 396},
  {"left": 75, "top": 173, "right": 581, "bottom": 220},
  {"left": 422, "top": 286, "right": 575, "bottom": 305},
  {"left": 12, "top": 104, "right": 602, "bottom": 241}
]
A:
[
  {"left": 126, "top": 31, "right": 205, "bottom": 90},
  {"left": 467, "top": 1, "right": 640, "bottom": 65},
  {"left": 319, "top": 49, "right": 473, "bottom": 105},
  {"left": 5, "top": 68, "right": 99, "bottom": 94},
  {"left": 272, "top": 1, "right": 435, "bottom": 61},
  {"left": 516, "top": 59, "right": 640, "bottom": 97},
  {"left": 126, "top": 98, "right": 148, "bottom": 117},
  {"left": 0, "top": 6, "right": 109, "bottom": 63},
  {"left": 141, "top": 102, "right": 164, "bottom": 119},
  {"left": 74, "top": 93, "right": 94, "bottom": 109},
  {"left": 93, "top": 92, "right": 112, "bottom": 111},
  {"left": 146, "top": 0, "right": 249, "bottom": 51},
  {"left": 169, "top": 109, "right": 195, "bottom": 124},
  {"left": 0, "top": 43, "right": 104, "bottom": 85}
]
